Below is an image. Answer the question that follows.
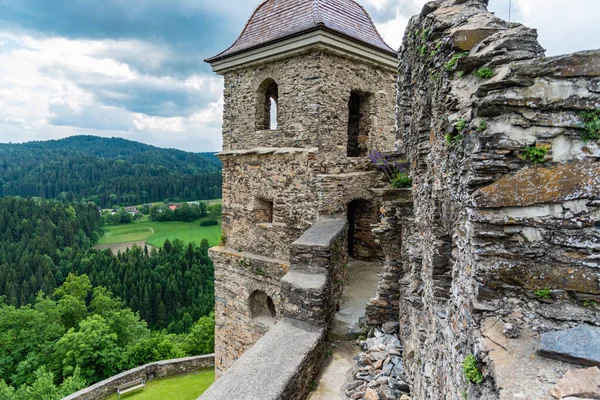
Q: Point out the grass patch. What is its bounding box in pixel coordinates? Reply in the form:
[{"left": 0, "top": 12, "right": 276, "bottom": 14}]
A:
[
  {"left": 106, "top": 370, "right": 214, "bottom": 400},
  {"left": 535, "top": 288, "right": 552, "bottom": 299},
  {"left": 98, "top": 216, "right": 222, "bottom": 248},
  {"left": 445, "top": 52, "right": 469, "bottom": 71}
]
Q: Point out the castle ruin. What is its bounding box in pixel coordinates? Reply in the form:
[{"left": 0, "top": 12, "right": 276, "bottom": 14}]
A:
[{"left": 203, "top": 0, "right": 600, "bottom": 399}]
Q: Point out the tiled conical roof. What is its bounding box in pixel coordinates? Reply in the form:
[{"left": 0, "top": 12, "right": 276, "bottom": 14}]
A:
[{"left": 207, "top": 0, "right": 395, "bottom": 61}]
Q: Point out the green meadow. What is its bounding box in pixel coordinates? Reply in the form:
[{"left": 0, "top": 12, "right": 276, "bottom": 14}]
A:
[
  {"left": 97, "top": 216, "right": 222, "bottom": 248},
  {"left": 106, "top": 369, "right": 214, "bottom": 400}
]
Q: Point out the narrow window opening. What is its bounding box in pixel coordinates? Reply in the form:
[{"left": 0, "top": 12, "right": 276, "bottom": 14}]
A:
[
  {"left": 255, "top": 198, "right": 273, "bottom": 224},
  {"left": 347, "top": 91, "right": 372, "bottom": 157},
  {"left": 594, "top": 221, "right": 600, "bottom": 233},
  {"left": 270, "top": 97, "right": 278, "bottom": 130},
  {"left": 256, "top": 79, "right": 278, "bottom": 131}
]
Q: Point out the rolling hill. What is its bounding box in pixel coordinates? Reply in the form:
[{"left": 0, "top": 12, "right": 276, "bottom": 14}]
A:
[{"left": 0, "top": 135, "right": 222, "bottom": 207}]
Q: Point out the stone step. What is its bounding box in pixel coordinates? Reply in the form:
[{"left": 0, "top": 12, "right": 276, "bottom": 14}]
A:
[{"left": 281, "top": 271, "right": 330, "bottom": 324}]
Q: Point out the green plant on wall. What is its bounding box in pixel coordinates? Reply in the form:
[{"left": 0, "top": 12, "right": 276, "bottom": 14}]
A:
[
  {"left": 445, "top": 133, "right": 464, "bottom": 148},
  {"left": 535, "top": 288, "right": 552, "bottom": 299},
  {"left": 463, "top": 354, "right": 484, "bottom": 384},
  {"left": 579, "top": 108, "right": 600, "bottom": 142},
  {"left": 455, "top": 119, "right": 467, "bottom": 132},
  {"left": 478, "top": 119, "right": 487, "bottom": 132},
  {"left": 583, "top": 300, "right": 598, "bottom": 308},
  {"left": 520, "top": 145, "right": 548, "bottom": 164},
  {"left": 445, "top": 52, "right": 469, "bottom": 71},
  {"left": 474, "top": 67, "right": 495, "bottom": 79}
]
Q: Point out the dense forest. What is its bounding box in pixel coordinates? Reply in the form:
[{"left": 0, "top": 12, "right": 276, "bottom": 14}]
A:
[
  {"left": 0, "top": 136, "right": 222, "bottom": 208},
  {"left": 0, "top": 274, "right": 214, "bottom": 399},
  {"left": 0, "top": 197, "right": 216, "bottom": 398},
  {"left": 0, "top": 197, "right": 214, "bottom": 330}
]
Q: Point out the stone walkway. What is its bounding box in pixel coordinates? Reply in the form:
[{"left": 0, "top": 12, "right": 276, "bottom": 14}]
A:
[
  {"left": 332, "top": 259, "right": 381, "bottom": 339},
  {"left": 309, "top": 259, "right": 381, "bottom": 400}
]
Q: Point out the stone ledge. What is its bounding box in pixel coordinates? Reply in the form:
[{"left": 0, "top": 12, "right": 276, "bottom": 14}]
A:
[
  {"left": 199, "top": 318, "right": 325, "bottom": 400},
  {"left": 281, "top": 271, "right": 327, "bottom": 292},
  {"left": 209, "top": 246, "right": 289, "bottom": 268},
  {"left": 218, "top": 147, "right": 318, "bottom": 157},
  {"left": 292, "top": 218, "right": 347, "bottom": 248}
]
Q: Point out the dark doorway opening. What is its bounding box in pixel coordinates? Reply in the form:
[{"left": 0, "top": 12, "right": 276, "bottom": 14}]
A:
[{"left": 347, "top": 199, "right": 381, "bottom": 260}]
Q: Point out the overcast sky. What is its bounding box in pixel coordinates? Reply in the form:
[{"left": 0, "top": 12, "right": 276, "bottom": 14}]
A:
[{"left": 0, "top": 0, "right": 598, "bottom": 152}]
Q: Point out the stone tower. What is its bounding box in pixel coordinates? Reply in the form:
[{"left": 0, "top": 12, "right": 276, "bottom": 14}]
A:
[{"left": 206, "top": 0, "right": 397, "bottom": 375}]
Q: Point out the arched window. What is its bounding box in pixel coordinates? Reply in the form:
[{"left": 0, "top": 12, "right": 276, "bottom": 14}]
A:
[
  {"left": 256, "top": 79, "right": 278, "bottom": 131},
  {"left": 249, "top": 290, "right": 276, "bottom": 326}
]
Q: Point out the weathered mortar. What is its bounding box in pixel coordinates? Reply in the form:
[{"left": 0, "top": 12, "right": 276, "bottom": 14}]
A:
[{"left": 387, "top": 0, "right": 600, "bottom": 398}]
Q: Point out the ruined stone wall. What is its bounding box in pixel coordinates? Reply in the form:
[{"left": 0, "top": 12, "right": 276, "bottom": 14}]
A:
[
  {"left": 390, "top": 1, "right": 600, "bottom": 399},
  {"left": 202, "top": 219, "right": 348, "bottom": 400}
]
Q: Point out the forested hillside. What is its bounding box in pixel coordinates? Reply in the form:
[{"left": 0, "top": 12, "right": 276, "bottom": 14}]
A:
[
  {"left": 0, "top": 197, "right": 214, "bottom": 330},
  {"left": 0, "top": 275, "right": 214, "bottom": 399},
  {"left": 0, "top": 136, "right": 222, "bottom": 207},
  {"left": 0, "top": 197, "right": 215, "bottom": 398}
]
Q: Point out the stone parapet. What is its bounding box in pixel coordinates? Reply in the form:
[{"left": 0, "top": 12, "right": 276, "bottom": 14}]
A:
[
  {"left": 209, "top": 247, "right": 290, "bottom": 375},
  {"left": 199, "top": 319, "right": 325, "bottom": 400},
  {"left": 63, "top": 355, "right": 214, "bottom": 400}
]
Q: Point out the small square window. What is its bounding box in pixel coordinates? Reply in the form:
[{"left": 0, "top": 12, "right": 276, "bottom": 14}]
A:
[{"left": 255, "top": 198, "right": 273, "bottom": 224}]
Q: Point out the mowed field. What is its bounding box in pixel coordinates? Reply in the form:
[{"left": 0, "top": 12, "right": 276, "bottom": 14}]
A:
[
  {"left": 97, "top": 217, "right": 221, "bottom": 248},
  {"left": 97, "top": 200, "right": 222, "bottom": 250},
  {"left": 106, "top": 369, "right": 214, "bottom": 400}
]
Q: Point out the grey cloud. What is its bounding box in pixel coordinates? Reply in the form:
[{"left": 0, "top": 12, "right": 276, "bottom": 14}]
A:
[{"left": 50, "top": 103, "right": 134, "bottom": 131}]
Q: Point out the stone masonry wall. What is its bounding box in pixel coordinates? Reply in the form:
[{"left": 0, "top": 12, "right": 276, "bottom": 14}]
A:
[
  {"left": 212, "top": 46, "right": 397, "bottom": 378},
  {"left": 202, "top": 219, "right": 347, "bottom": 400},
  {"left": 209, "top": 247, "right": 289, "bottom": 375},
  {"left": 390, "top": 1, "right": 600, "bottom": 399}
]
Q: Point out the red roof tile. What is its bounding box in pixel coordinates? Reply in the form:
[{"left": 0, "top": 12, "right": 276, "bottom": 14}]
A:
[{"left": 207, "top": 0, "right": 396, "bottom": 61}]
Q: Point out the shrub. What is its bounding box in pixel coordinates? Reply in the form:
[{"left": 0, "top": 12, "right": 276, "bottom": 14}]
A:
[
  {"left": 369, "top": 151, "right": 412, "bottom": 189},
  {"left": 218, "top": 234, "right": 227, "bottom": 246},
  {"left": 391, "top": 173, "right": 413, "bottom": 188},
  {"left": 463, "top": 354, "right": 484, "bottom": 384},
  {"left": 520, "top": 145, "right": 548, "bottom": 164},
  {"left": 474, "top": 67, "right": 495, "bottom": 79},
  {"left": 455, "top": 119, "right": 467, "bottom": 132},
  {"left": 200, "top": 219, "right": 218, "bottom": 226}
]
